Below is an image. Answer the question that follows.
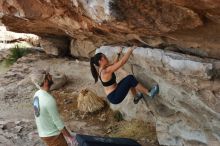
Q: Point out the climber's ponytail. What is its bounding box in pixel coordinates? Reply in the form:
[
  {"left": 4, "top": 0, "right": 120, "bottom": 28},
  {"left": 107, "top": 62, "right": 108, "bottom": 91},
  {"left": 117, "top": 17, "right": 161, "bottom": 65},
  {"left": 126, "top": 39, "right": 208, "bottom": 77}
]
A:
[{"left": 90, "top": 53, "right": 103, "bottom": 83}]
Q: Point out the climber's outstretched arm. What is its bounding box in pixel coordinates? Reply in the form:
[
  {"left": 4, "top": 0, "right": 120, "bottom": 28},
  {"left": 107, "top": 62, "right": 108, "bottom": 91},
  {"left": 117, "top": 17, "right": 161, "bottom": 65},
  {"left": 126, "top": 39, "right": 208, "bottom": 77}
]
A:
[{"left": 106, "top": 47, "right": 135, "bottom": 73}]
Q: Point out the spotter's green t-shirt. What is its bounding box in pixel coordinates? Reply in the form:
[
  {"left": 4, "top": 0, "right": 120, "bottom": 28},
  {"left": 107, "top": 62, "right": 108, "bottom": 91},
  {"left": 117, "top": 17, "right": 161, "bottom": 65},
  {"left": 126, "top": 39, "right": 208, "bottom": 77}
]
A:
[{"left": 33, "top": 89, "right": 64, "bottom": 137}]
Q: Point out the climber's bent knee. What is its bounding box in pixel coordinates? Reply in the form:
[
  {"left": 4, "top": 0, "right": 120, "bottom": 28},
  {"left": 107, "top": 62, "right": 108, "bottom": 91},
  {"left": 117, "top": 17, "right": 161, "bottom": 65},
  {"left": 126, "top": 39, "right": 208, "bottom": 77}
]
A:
[{"left": 106, "top": 75, "right": 139, "bottom": 104}]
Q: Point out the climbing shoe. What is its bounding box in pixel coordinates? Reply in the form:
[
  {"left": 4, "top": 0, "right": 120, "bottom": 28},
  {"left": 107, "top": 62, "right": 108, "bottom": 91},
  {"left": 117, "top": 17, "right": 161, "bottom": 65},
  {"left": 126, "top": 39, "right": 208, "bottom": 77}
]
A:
[
  {"left": 133, "top": 92, "right": 144, "bottom": 104},
  {"left": 148, "top": 84, "right": 159, "bottom": 98}
]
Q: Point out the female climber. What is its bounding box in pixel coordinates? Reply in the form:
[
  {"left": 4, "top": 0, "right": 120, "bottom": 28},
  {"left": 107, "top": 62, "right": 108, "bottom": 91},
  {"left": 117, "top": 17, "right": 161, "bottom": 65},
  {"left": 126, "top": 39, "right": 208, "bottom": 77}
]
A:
[{"left": 90, "top": 46, "right": 159, "bottom": 104}]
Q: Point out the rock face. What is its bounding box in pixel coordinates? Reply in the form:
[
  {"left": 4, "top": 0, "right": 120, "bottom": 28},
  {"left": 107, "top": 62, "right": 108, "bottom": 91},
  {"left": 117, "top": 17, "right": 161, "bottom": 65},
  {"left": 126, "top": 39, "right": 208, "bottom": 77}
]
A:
[
  {"left": 0, "top": 45, "right": 219, "bottom": 146},
  {"left": 39, "top": 35, "right": 70, "bottom": 56},
  {"left": 0, "top": 119, "right": 43, "bottom": 146},
  {"left": 0, "top": 0, "right": 220, "bottom": 59},
  {"left": 96, "top": 46, "right": 220, "bottom": 146},
  {"left": 1, "top": 1, "right": 220, "bottom": 146}
]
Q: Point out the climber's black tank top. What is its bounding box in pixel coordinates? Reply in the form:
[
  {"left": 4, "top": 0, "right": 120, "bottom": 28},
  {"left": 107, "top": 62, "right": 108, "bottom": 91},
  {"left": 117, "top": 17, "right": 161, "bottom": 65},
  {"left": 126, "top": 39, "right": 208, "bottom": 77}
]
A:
[{"left": 99, "top": 69, "right": 116, "bottom": 87}]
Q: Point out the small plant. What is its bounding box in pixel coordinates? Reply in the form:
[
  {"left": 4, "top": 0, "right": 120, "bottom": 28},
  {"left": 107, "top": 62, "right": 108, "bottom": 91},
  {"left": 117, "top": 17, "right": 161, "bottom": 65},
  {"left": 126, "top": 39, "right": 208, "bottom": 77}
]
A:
[
  {"left": 113, "top": 111, "right": 124, "bottom": 122},
  {"left": 5, "top": 44, "right": 30, "bottom": 65}
]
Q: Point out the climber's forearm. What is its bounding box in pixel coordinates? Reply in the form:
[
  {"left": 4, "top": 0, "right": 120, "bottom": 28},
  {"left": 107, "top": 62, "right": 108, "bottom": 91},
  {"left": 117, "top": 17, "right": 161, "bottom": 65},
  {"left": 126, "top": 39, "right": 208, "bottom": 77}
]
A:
[{"left": 113, "top": 54, "right": 120, "bottom": 64}]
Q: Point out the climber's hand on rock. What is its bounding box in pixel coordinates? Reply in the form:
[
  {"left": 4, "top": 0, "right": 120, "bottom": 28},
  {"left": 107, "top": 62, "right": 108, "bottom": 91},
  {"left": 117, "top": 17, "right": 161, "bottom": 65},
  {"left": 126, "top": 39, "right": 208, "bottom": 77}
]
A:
[
  {"left": 128, "top": 47, "right": 134, "bottom": 52},
  {"left": 118, "top": 47, "right": 123, "bottom": 54}
]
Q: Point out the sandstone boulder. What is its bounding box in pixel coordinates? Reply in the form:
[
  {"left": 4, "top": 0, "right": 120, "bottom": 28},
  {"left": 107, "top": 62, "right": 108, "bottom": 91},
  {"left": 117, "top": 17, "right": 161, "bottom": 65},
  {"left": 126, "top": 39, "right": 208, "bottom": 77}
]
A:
[{"left": 96, "top": 46, "right": 220, "bottom": 146}]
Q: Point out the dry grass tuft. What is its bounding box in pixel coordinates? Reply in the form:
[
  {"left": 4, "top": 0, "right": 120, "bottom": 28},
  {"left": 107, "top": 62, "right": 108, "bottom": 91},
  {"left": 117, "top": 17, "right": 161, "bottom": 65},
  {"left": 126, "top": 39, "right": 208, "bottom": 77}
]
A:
[
  {"left": 77, "top": 88, "right": 106, "bottom": 113},
  {"left": 109, "top": 120, "right": 157, "bottom": 141}
]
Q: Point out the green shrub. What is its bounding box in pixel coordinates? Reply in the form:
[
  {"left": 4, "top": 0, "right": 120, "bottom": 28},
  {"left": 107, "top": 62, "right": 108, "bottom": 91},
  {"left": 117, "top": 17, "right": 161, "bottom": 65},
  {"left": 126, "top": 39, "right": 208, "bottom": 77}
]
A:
[
  {"left": 5, "top": 45, "right": 30, "bottom": 65},
  {"left": 113, "top": 111, "right": 124, "bottom": 122}
]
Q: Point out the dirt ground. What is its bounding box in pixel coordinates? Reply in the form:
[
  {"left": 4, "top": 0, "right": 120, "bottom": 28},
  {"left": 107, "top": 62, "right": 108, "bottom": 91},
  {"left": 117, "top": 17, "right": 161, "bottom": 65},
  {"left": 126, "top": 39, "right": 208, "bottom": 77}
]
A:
[{"left": 52, "top": 80, "right": 159, "bottom": 146}]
